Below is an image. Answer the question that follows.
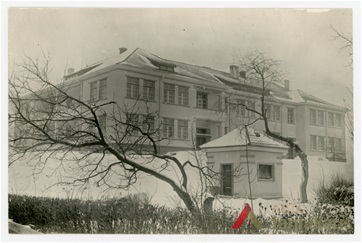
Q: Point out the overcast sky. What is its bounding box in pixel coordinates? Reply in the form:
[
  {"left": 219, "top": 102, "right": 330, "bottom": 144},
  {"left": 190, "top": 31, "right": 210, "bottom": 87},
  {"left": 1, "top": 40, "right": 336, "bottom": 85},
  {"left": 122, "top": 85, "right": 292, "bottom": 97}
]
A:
[{"left": 8, "top": 8, "right": 353, "bottom": 106}]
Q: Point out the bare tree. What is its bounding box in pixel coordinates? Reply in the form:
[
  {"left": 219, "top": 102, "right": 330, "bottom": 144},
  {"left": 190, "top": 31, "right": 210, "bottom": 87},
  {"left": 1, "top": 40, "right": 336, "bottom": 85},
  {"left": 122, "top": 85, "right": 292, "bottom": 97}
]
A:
[
  {"left": 227, "top": 50, "right": 309, "bottom": 202},
  {"left": 331, "top": 25, "right": 353, "bottom": 68},
  {"left": 327, "top": 139, "right": 344, "bottom": 162},
  {"left": 331, "top": 26, "right": 353, "bottom": 159},
  {"left": 8, "top": 53, "right": 229, "bottom": 214}
]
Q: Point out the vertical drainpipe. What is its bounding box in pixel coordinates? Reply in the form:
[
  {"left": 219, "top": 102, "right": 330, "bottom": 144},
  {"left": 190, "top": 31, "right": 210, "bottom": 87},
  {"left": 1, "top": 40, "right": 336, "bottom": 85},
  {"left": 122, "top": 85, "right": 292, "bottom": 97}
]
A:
[
  {"left": 280, "top": 102, "right": 283, "bottom": 136},
  {"left": 158, "top": 74, "right": 165, "bottom": 153},
  {"left": 325, "top": 108, "right": 328, "bottom": 158}
]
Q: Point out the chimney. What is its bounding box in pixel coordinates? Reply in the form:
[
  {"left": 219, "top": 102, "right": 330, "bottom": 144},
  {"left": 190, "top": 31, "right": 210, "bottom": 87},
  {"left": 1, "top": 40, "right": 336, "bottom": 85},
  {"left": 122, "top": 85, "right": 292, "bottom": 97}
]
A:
[
  {"left": 229, "top": 65, "right": 239, "bottom": 79},
  {"left": 284, "top": 79, "right": 290, "bottom": 90},
  {"left": 67, "top": 68, "right": 75, "bottom": 75},
  {"left": 119, "top": 47, "right": 127, "bottom": 54},
  {"left": 239, "top": 70, "right": 246, "bottom": 79}
]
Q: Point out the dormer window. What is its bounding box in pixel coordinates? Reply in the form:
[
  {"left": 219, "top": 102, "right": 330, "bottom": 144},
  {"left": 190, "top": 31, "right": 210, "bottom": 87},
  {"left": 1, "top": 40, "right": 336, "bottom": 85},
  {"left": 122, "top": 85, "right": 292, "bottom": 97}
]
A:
[
  {"left": 147, "top": 57, "right": 176, "bottom": 72},
  {"left": 159, "top": 65, "right": 175, "bottom": 72}
]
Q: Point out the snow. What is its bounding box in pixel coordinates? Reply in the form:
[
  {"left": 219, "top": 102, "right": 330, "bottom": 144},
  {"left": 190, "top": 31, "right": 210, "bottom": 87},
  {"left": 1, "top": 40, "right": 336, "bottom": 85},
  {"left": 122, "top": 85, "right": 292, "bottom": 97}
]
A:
[
  {"left": 200, "top": 127, "right": 288, "bottom": 149},
  {"left": 8, "top": 150, "right": 353, "bottom": 211}
]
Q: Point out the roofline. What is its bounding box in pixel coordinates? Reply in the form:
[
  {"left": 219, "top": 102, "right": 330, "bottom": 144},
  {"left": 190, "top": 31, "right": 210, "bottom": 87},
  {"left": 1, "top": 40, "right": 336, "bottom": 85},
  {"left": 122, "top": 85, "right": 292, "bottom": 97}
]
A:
[{"left": 201, "top": 143, "right": 288, "bottom": 150}]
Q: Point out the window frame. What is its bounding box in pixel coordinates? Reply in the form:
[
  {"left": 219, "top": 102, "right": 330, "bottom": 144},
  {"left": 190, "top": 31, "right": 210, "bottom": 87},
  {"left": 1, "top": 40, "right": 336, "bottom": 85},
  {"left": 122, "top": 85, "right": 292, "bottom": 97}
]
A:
[
  {"left": 287, "top": 107, "right": 295, "bottom": 124},
  {"left": 178, "top": 85, "right": 189, "bottom": 106},
  {"left": 177, "top": 119, "right": 188, "bottom": 140},
  {"left": 126, "top": 113, "right": 139, "bottom": 136},
  {"left": 126, "top": 77, "right": 140, "bottom": 99},
  {"left": 310, "top": 135, "right": 325, "bottom": 151},
  {"left": 310, "top": 108, "right": 325, "bottom": 126},
  {"left": 143, "top": 80, "right": 156, "bottom": 101},
  {"left": 98, "top": 79, "right": 107, "bottom": 101},
  {"left": 90, "top": 81, "right": 98, "bottom": 102},
  {"left": 257, "top": 164, "right": 274, "bottom": 181},
  {"left": 98, "top": 114, "right": 107, "bottom": 133},
  {"left": 196, "top": 92, "right": 208, "bottom": 109},
  {"left": 317, "top": 110, "right": 325, "bottom": 126},
  {"left": 164, "top": 83, "right": 176, "bottom": 104},
  {"left": 220, "top": 163, "right": 233, "bottom": 196},
  {"left": 162, "top": 117, "right": 175, "bottom": 138},
  {"left": 142, "top": 115, "right": 155, "bottom": 134}
]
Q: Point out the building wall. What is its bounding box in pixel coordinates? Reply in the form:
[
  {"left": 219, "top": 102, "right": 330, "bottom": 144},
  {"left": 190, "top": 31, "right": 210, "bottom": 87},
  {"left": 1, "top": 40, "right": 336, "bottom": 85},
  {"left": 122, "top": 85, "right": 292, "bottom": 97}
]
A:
[
  {"left": 60, "top": 64, "right": 347, "bottom": 158},
  {"left": 204, "top": 146, "right": 285, "bottom": 198}
]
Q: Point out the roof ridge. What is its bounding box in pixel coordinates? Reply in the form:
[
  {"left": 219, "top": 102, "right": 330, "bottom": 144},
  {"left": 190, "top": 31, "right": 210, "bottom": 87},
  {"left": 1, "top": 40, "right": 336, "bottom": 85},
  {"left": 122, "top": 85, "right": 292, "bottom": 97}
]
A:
[{"left": 297, "top": 89, "right": 332, "bottom": 105}]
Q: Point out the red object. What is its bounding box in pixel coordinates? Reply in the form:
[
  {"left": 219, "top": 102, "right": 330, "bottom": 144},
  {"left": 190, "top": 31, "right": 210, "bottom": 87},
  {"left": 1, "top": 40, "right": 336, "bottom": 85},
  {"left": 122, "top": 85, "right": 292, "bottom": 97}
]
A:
[{"left": 232, "top": 203, "right": 251, "bottom": 229}]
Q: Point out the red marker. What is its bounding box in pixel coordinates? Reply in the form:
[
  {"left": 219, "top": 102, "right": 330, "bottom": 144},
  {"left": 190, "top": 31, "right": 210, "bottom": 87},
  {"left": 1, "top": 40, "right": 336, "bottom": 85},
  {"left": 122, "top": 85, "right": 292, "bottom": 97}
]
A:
[{"left": 232, "top": 203, "right": 251, "bottom": 229}]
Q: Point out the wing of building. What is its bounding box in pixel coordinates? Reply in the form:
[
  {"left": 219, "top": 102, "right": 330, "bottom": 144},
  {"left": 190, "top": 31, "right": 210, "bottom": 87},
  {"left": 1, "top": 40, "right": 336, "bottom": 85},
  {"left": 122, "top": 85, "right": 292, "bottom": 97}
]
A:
[{"left": 43, "top": 47, "right": 348, "bottom": 161}]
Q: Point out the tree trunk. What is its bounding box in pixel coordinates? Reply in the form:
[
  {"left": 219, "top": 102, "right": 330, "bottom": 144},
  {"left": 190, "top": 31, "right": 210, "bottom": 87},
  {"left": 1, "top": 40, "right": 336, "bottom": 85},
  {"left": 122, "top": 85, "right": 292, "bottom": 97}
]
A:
[
  {"left": 172, "top": 185, "right": 199, "bottom": 214},
  {"left": 299, "top": 153, "right": 309, "bottom": 203}
]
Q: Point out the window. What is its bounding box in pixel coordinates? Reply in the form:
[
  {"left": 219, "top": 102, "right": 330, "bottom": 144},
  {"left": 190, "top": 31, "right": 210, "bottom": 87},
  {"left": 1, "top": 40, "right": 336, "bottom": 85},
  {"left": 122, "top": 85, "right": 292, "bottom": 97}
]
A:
[
  {"left": 248, "top": 101, "right": 256, "bottom": 118},
  {"left": 310, "top": 135, "right": 317, "bottom": 150},
  {"left": 164, "top": 84, "right": 175, "bottom": 104},
  {"left": 317, "top": 136, "right": 325, "bottom": 151},
  {"left": 273, "top": 105, "right": 281, "bottom": 121},
  {"left": 224, "top": 127, "right": 228, "bottom": 135},
  {"left": 143, "top": 80, "right": 155, "bottom": 101},
  {"left": 99, "top": 79, "right": 107, "bottom": 100},
  {"left": 265, "top": 104, "right": 280, "bottom": 121},
  {"left": 310, "top": 109, "right": 317, "bottom": 125},
  {"left": 126, "top": 77, "right": 139, "bottom": 99},
  {"left": 196, "top": 127, "right": 211, "bottom": 148},
  {"left": 90, "top": 82, "right": 97, "bottom": 102},
  {"left": 221, "top": 164, "right": 233, "bottom": 196},
  {"left": 90, "top": 79, "right": 107, "bottom": 102},
  {"left": 287, "top": 137, "right": 296, "bottom": 159},
  {"left": 335, "top": 138, "right": 342, "bottom": 152},
  {"left": 335, "top": 114, "right": 342, "bottom": 127},
  {"left": 196, "top": 92, "right": 208, "bottom": 109},
  {"left": 311, "top": 135, "right": 325, "bottom": 151},
  {"left": 237, "top": 99, "right": 245, "bottom": 116},
  {"left": 224, "top": 97, "right": 229, "bottom": 113},
  {"left": 196, "top": 128, "right": 210, "bottom": 135},
  {"left": 159, "top": 65, "right": 174, "bottom": 72},
  {"left": 98, "top": 114, "right": 107, "bottom": 133},
  {"left": 328, "top": 112, "right": 342, "bottom": 127},
  {"left": 66, "top": 98, "right": 73, "bottom": 108},
  {"left": 328, "top": 112, "right": 334, "bottom": 127},
  {"left": 177, "top": 120, "right": 188, "bottom": 139},
  {"left": 287, "top": 108, "right": 295, "bottom": 124},
  {"left": 310, "top": 109, "right": 325, "bottom": 126},
  {"left": 317, "top": 110, "right": 325, "bottom": 125},
  {"left": 163, "top": 118, "right": 174, "bottom": 138},
  {"left": 142, "top": 115, "right": 155, "bottom": 133},
  {"left": 265, "top": 104, "right": 272, "bottom": 120},
  {"left": 178, "top": 86, "right": 189, "bottom": 106},
  {"left": 328, "top": 137, "right": 342, "bottom": 152},
  {"left": 126, "top": 113, "right": 139, "bottom": 136},
  {"left": 258, "top": 164, "right": 273, "bottom": 180}
]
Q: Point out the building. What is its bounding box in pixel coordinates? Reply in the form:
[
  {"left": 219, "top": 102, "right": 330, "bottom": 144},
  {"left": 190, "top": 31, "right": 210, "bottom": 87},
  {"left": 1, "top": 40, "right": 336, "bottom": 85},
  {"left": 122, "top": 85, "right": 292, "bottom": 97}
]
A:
[
  {"left": 23, "top": 47, "right": 348, "bottom": 160},
  {"left": 200, "top": 126, "right": 288, "bottom": 198}
]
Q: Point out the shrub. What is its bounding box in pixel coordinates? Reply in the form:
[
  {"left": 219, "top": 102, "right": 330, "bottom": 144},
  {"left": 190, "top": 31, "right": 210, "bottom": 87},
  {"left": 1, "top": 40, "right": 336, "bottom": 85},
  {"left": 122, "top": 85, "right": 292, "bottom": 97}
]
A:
[
  {"left": 315, "top": 174, "right": 354, "bottom": 206},
  {"left": 8, "top": 194, "right": 240, "bottom": 234}
]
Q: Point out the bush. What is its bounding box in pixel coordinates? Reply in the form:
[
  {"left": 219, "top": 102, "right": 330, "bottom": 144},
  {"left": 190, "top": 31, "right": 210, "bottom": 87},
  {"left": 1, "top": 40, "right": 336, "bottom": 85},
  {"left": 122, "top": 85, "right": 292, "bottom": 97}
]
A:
[
  {"left": 9, "top": 193, "right": 354, "bottom": 234},
  {"left": 8, "top": 194, "right": 240, "bottom": 234},
  {"left": 315, "top": 174, "right": 354, "bottom": 206},
  {"left": 254, "top": 199, "right": 354, "bottom": 234}
]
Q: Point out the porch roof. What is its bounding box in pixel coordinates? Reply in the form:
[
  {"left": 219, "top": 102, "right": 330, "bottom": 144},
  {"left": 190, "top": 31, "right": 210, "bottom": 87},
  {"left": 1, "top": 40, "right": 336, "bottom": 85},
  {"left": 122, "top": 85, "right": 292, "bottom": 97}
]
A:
[{"left": 200, "top": 127, "right": 288, "bottom": 149}]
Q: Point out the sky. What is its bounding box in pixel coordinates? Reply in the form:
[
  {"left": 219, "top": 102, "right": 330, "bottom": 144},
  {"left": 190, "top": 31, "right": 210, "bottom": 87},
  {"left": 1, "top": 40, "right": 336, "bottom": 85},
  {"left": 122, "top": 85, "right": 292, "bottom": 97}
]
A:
[{"left": 8, "top": 8, "right": 353, "bottom": 106}]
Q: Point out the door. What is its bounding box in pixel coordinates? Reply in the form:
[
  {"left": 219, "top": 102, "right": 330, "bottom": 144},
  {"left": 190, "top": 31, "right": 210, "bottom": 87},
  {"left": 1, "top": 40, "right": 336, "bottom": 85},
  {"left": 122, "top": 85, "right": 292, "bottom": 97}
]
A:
[
  {"left": 221, "top": 164, "right": 233, "bottom": 196},
  {"left": 196, "top": 136, "right": 210, "bottom": 149}
]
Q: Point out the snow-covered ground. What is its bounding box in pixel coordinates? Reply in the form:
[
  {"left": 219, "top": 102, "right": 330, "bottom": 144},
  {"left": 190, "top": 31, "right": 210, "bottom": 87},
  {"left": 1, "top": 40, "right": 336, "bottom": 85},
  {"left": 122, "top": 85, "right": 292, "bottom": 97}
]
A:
[{"left": 8, "top": 151, "right": 353, "bottom": 211}]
